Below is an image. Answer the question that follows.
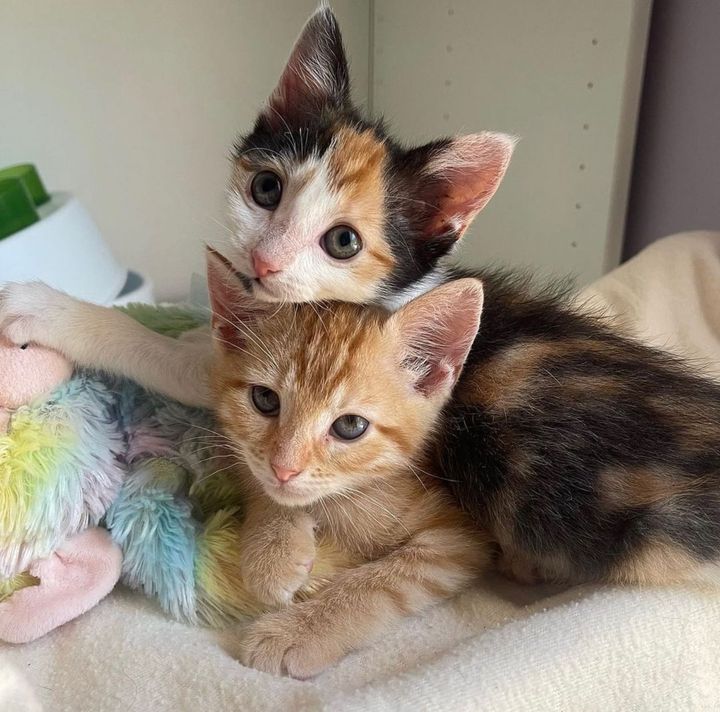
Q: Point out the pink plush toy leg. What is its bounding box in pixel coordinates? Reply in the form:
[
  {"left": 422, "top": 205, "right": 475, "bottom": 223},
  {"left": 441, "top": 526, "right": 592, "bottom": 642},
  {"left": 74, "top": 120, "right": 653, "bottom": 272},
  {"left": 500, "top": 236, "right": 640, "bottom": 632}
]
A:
[{"left": 0, "top": 528, "right": 122, "bottom": 644}]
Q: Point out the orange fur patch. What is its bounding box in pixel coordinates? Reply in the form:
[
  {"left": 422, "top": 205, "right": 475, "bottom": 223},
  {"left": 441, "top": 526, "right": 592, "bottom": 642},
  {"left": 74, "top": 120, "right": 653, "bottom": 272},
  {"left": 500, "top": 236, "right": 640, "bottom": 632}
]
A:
[
  {"left": 610, "top": 541, "right": 703, "bottom": 585},
  {"left": 466, "top": 338, "right": 630, "bottom": 410},
  {"left": 465, "top": 341, "right": 557, "bottom": 409},
  {"left": 327, "top": 127, "right": 394, "bottom": 281},
  {"left": 599, "top": 467, "right": 709, "bottom": 511}
]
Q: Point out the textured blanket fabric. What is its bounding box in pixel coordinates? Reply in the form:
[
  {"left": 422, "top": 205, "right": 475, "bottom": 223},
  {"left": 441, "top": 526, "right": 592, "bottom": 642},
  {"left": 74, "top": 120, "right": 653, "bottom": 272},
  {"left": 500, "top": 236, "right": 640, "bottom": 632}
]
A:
[{"left": 2, "top": 231, "right": 720, "bottom": 711}]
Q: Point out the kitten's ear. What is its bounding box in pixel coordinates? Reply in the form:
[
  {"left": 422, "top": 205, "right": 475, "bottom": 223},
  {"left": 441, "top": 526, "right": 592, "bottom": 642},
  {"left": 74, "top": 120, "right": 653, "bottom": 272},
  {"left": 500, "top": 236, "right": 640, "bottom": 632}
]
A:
[
  {"left": 407, "top": 132, "right": 516, "bottom": 245},
  {"left": 259, "top": 6, "right": 350, "bottom": 130},
  {"left": 387, "top": 278, "right": 484, "bottom": 397},
  {"left": 206, "top": 247, "right": 269, "bottom": 351}
]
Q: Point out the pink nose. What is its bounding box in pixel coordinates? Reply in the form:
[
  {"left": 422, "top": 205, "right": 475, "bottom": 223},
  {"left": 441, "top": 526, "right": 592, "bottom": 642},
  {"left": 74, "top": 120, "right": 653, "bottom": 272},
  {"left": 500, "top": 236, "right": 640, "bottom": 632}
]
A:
[
  {"left": 272, "top": 463, "right": 301, "bottom": 483},
  {"left": 252, "top": 251, "right": 281, "bottom": 279}
]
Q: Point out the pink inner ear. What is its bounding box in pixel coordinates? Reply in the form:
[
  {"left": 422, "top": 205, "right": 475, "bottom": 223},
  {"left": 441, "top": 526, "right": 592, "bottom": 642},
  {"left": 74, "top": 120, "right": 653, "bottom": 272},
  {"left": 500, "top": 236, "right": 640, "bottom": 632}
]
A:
[
  {"left": 423, "top": 132, "right": 516, "bottom": 237},
  {"left": 416, "top": 359, "right": 455, "bottom": 397},
  {"left": 392, "top": 279, "right": 485, "bottom": 397},
  {"left": 206, "top": 248, "right": 262, "bottom": 351},
  {"left": 261, "top": 8, "right": 348, "bottom": 129}
]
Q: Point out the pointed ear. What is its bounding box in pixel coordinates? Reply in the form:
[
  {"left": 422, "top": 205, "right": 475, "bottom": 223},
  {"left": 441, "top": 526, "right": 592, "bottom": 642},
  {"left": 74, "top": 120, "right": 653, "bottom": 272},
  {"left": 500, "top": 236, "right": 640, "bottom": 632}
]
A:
[
  {"left": 408, "top": 132, "right": 516, "bottom": 244},
  {"left": 206, "top": 247, "right": 269, "bottom": 351},
  {"left": 387, "top": 278, "right": 484, "bottom": 397},
  {"left": 259, "top": 6, "right": 350, "bottom": 130}
]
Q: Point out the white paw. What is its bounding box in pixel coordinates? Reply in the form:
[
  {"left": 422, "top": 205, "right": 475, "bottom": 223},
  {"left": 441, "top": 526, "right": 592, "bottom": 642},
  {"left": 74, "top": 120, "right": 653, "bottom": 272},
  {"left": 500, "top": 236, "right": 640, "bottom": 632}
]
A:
[
  {"left": 0, "top": 282, "right": 70, "bottom": 346},
  {"left": 239, "top": 604, "right": 342, "bottom": 678}
]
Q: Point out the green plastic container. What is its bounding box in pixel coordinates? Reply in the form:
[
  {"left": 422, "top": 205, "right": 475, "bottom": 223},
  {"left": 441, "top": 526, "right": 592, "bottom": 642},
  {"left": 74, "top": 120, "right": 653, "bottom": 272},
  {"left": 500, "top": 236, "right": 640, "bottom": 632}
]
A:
[
  {"left": 0, "top": 178, "right": 39, "bottom": 241},
  {"left": 0, "top": 164, "right": 50, "bottom": 207}
]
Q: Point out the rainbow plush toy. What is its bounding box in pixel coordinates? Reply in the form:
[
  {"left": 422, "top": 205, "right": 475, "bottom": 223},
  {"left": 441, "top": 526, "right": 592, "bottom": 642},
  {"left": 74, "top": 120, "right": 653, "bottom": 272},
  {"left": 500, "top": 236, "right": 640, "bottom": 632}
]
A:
[
  {"left": 0, "top": 335, "right": 126, "bottom": 643},
  {"left": 0, "top": 304, "right": 341, "bottom": 643}
]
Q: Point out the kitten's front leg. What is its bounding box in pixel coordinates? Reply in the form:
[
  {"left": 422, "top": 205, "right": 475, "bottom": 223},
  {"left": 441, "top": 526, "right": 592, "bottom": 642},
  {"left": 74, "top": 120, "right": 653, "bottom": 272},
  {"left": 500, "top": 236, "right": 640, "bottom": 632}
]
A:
[
  {"left": 240, "top": 501, "right": 316, "bottom": 609},
  {"left": 0, "top": 282, "right": 212, "bottom": 407},
  {"left": 240, "top": 526, "right": 491, "bottom": 678}
]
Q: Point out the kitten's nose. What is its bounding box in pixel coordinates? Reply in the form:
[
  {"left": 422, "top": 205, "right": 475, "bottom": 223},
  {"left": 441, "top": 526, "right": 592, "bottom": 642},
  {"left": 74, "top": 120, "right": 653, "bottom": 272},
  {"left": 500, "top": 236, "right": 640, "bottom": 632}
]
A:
[
  {"left": 272, "top": 463, "right": 301, "bottom": 483},
  {"left": 252, "top": 251, "right": 281, "bottom": 279}
]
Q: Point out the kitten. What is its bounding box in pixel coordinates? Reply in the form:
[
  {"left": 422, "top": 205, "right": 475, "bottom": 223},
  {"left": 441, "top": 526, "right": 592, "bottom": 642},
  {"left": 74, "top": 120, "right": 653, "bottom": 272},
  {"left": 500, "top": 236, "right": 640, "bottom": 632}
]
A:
[
  {"left": 2, "top": 6, "right": 720, "bottom": 591},
  {"left": 206, "top": 251, "right": 490, "bottom": 678},
  {"left": 0, "top": 7, "right": 514, "bottom": 405},
  {"left": 433, "top": 269, "right": 720, "bottom": 586}
]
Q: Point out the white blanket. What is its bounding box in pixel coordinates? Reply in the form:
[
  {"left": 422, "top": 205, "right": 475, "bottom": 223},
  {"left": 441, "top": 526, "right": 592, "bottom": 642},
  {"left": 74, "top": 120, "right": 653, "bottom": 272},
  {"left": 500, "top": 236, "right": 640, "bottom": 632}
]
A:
[{"left": 3, "top": 231, "right": 720, "bottom": 712}]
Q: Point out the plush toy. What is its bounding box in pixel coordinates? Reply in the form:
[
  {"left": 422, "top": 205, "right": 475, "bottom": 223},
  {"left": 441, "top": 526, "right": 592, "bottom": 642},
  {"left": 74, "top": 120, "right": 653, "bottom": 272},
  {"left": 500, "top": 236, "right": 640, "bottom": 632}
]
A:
[
  {"left": 0, "top": 305, "right": 342, "bottom": 643},
  {"left": 104, "top": 306, "right": 255, "bottom": 625},
  {"left": 0, "top": 336, "right": 125, "bottom": 643}
]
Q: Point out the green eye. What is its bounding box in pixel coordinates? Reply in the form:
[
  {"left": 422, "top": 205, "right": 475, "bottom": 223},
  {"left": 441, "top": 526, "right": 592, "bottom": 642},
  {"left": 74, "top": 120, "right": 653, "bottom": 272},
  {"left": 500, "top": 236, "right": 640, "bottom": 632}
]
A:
[
  {"left": 331, "top": 414, "right": 369, "bottom": 441},
  {"left": 322, "top": 225, "right": 362, "bottom": 260},
  {"left": 251, "top": 386, "right": 280, "bottom": 416}
]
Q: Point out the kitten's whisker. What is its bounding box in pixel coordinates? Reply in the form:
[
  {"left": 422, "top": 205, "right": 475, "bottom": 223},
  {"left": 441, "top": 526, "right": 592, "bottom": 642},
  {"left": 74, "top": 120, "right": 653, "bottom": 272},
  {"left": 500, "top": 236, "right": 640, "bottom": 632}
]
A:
[
  {"left": 193, "top": 459, "right": 242, "bottom": 487},
  {"left": 180, "top": 434, "right": 236, "bottom": 446},
  {"left": 407, "top": 462, "right": 429, "bottom": 493},
  {"left": 210, "top": 306, "right": 279, "bottom": 369},
  {"left": 239, "top": 146, "right": 285, "bottom": 162},
  {"left": 208, "top": 216, "right": 234, "bottom": 235},
  {"left": 407, "top": 462, "right": 459, "bottom": 484},
  {"left": 308, "top": 301, "right": 329, "bottom": 335},
  {"left": 338, "top": 485, "right": 411, "bottom": 537},
  {"left": 329, "top": 491, "right": 386, "bottom": 541},
  {"left": 192, "top": 453, "right": 237, "bottom": 466},
  {"left": 218, "top": 299, "right": 280, "bottom": 364},
  {"left": 174, "top": 421, "right": 227, "bottom": 437}
]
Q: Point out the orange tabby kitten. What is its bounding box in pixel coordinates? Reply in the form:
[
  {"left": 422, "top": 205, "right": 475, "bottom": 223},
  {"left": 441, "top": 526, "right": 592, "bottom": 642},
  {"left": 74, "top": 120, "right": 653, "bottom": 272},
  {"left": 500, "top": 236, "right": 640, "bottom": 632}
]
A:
[{"left": 207, "top": 251, "right": 491, "bottom": 678}]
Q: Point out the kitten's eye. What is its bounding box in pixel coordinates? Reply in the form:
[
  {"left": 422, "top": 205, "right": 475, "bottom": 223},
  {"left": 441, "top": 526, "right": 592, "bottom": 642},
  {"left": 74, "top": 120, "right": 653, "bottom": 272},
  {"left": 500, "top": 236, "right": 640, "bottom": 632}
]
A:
[
  {"left": 250, "top": 171, "right": 282, "bottom": 209},
  {"left": 322, "top": 225, "right": 362, "bottom": 260},
  {"left": 19, "top": 343, "right": 29, "bottom": 350},
  {"left": 331, "top": 415, "right": 369, "bottom": 441},
  {"left": 251, "top": 386, "right": 280, "bottom": 416}
]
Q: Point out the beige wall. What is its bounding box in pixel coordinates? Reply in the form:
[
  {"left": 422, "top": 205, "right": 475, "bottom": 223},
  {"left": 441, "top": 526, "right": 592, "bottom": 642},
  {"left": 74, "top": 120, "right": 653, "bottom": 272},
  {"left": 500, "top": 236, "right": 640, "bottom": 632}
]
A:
[
  {"left": 373, "top": 0, "right": 650, "bottom": 285},
  {"left": 0, "top": 1, "right": 370, "bottom": 299}
]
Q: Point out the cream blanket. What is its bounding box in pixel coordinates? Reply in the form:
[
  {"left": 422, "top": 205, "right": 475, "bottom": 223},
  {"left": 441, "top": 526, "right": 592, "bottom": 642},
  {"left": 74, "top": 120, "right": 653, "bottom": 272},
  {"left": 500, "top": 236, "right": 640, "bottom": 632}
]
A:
[{"left": 2, "top": 231, "right": 720, "bottom": 711}]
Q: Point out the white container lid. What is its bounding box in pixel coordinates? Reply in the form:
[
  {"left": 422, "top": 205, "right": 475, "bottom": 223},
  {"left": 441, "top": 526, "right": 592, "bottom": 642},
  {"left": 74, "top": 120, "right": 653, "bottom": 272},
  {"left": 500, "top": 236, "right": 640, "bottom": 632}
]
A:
[{"left": 0, "top": 192, "right": 126, "bottom": 305}]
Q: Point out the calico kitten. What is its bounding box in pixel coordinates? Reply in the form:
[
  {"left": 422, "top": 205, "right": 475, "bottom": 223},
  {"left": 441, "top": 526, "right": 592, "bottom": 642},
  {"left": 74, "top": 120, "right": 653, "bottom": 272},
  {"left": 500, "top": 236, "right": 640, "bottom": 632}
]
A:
[
  {"left": 227, "top": 8, "right": 513, "bottom": 306},
  {"left": 206, "top": 251, "right": 490, "bottom": 678},
  {"left": 0, "top": 6, "right": 514, "bottom": 405},
  {"left": 434, "top": 269, "right": 720, "bottom": 586}
]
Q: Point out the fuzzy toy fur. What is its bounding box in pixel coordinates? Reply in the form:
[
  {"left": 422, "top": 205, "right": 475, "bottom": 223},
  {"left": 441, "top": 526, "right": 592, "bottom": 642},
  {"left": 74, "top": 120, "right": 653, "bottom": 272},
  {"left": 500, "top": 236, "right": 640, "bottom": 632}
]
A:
[{"left": 0, "top": 374, "right": 125, "bottom": 581}]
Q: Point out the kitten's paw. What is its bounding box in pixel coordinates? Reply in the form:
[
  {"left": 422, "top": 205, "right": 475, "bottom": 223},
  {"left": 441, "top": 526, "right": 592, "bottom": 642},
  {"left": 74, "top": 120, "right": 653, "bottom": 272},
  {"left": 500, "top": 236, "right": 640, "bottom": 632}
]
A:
[
  {"left": 0, "top": 282, "right": 70, "bottom": 346},
  {"left": 242, "top": 512, "right": 316, "bottom": 608},
  {"left": 239, "top": 605, "right": 342, "bottom": 679}
]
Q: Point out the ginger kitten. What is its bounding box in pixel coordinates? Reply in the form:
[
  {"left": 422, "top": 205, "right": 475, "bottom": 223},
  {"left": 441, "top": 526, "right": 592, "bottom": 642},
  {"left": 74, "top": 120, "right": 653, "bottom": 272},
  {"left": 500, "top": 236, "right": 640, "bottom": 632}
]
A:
[{"left": 207, "top": 251, "right": 490, "bottom": 678}]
